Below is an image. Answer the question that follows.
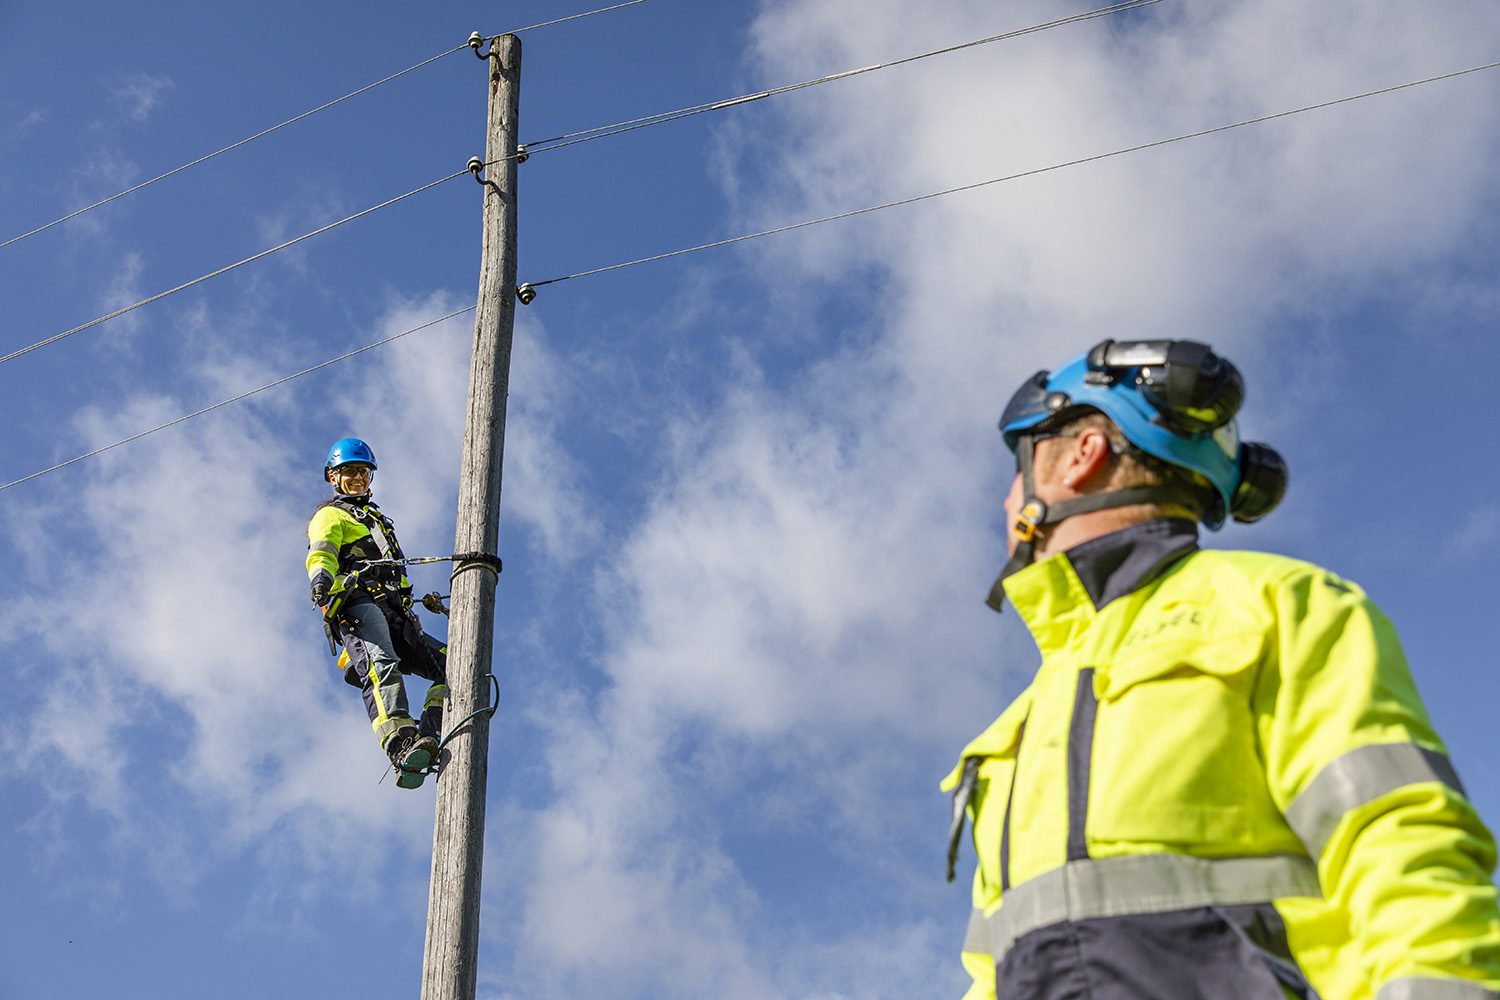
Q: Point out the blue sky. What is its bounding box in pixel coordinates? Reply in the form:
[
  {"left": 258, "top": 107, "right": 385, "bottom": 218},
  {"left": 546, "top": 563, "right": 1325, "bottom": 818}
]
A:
[{"left": 2, "top": 1, "right": 1499, "bottom": 998}]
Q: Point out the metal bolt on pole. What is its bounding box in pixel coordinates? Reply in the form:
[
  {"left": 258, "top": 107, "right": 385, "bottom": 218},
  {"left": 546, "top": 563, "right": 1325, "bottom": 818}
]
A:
[{"left": 420, "top": 32, "right": 521, "bottom": 1000}]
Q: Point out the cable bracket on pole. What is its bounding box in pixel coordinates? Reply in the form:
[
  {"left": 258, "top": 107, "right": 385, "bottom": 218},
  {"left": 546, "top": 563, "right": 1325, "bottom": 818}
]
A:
[
  {"left": 466, "top": 156, "right": 502, "bottom": 197},
  {"left": 467, "top": 31, "right": 494, "bottom": 60}
]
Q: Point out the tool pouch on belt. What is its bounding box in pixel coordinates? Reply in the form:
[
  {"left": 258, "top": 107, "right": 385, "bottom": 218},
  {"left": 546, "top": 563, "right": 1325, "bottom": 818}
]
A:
[{"left": 320, "top": 570, "right": 361, "bottom": 656}]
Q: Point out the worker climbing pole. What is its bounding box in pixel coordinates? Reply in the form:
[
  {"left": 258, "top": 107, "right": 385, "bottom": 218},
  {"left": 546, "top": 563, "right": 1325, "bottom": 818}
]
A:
[
  {"left": 419, "top": 30, "right": 523, "bottom": 1000},
  {"left": 308, "top": 437, "right": 452, "bottom": 789}
]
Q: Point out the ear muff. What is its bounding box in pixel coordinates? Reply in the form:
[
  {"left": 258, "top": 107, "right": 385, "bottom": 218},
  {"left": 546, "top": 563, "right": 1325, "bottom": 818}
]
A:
[{"left": 1230, "top": 442, "right": 1287, "bottom": 523}]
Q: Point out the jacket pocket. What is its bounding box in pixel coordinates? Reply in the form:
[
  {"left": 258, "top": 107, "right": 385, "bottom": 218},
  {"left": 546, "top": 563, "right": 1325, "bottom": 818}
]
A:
[
  {"left": 1087, "top": 634, "right": 1268, "bottom": 848},
  {"left": 1095, "top": 632, "right": 1263, "bottom": 701}
]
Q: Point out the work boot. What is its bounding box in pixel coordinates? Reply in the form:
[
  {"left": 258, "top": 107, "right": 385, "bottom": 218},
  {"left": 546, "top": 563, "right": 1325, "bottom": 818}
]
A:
[
  {"left": 403, "top": 734, "right": 439, "bottom": 771},
  {"left": 386, "top": 728, "right": 438, "bottom": 789}
]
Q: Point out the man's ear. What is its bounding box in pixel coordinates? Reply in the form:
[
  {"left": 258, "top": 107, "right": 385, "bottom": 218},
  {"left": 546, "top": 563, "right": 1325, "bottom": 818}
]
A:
[{"left": 1060, "top": 427, "right": 1113, "bottom": 490}]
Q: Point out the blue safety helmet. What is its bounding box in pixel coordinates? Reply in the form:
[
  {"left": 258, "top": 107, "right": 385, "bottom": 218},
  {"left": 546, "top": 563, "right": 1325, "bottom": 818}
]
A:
[
  {"left": 324, "top": 437, "right": 377, "bottom": 481},
  {"left": 987, "top": 339, "right": 1286, "bottom": 609},
  {"left": 1000, "top": 339, "right": 1287, "bottom": 530}
]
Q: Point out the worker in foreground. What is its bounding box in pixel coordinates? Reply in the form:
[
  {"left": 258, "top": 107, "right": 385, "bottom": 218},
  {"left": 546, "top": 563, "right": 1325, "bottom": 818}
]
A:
[
  {"left": 307, "top": 438, "right": 447, "bottom": 789},
  {"left": 943, "top": 340, "right": 1500, "bottom": 999}
]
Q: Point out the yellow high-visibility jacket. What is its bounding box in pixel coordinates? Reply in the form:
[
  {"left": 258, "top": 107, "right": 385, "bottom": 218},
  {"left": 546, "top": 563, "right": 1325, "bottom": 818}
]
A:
[
  {"left": 943, "top": 518, "right": 1500, "bottom": 1000},
  {"left": 306, "top": 496, "right": 412, "bottom": 600}
]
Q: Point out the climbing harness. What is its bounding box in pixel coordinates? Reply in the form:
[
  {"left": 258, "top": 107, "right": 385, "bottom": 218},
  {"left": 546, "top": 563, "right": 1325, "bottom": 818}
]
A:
[{"left": 320, "top": 552, "right": 502, "bottom": 652}]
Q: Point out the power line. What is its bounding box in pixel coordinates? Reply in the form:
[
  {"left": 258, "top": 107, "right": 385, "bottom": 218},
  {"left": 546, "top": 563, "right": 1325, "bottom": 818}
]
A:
[
  {"left": 0, "top": 306, "right": 476, "bottom": 494},
  {"left": 0, "top": 48, "right": 468, "bottom": 252},
  {"left": 0, "top": 168, "right": 471, "bottom": 367},
  {"left": 518, "top": 0, "right": 1160, "bottom": 158},
  {"left": 523, "top": 59, "right": 1500, "bottom": 292},
  {"left": 494, "top": 0, "right": 652, "bottom": 38},
  {"left": 0, "top": 0, "right": 655, "bottom": 251}
]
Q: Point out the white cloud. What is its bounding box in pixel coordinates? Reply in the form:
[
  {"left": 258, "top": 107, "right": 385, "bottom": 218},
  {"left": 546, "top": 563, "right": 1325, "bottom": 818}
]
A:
[
  {"left": 8, "top": 4, "right": 1500, "bottom": 996},
  {"left": 3, "top": 108, "right": 46, "bottom": 146},
  {"left": 2, "top": 298, "right": 489, "bottom": 902},
  {"left": 2, "top": 282, "right": 609, "bottom": 919},
  {"left": 478, "top": 1, "right": 1500, "bottom": 994},
  {"left": 109, "top": 72, "right": 174, "bottom": 123},
  {"left": 1442, "top": 502, "right": 1500, "bottom": 562},
  {"left": 96, "top": 249, "right": 148, "bottom": 343}
]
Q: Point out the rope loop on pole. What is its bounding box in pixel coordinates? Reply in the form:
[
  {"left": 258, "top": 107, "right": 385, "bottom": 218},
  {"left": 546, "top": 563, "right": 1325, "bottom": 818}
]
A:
[{"left": 450, "top": 552, "right": 503, "bottom": 584}]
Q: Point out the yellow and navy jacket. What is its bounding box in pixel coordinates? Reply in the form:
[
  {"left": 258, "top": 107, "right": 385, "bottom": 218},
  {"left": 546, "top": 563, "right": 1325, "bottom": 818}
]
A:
[
  {"left": 943, "top": 518, "right": 1500, "bottom": 1000},
  {"left": 306, "top": 494, "right": 412, "bottom": 604}
]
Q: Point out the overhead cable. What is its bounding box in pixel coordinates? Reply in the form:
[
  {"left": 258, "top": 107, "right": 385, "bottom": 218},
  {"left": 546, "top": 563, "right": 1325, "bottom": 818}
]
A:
[
  {"left": 518, "top": 0, "right": 1161, "bottom": 158},
  {"left": 523, "top": 59, "right": 1500, "bottom": 293},
  {"left": 0, "top": 169, "right": 470, "bottom": 367},
  {"left": 0, "top": 307, "right": 476, "bottom": 494},
  {"left": 1, "top": 0, "right": 653, "bottom": 251},
  {"left": 0, "top": 49, "right": 467, "bottom": 251},
  {"left": 490, "top": 0, "right": 651, "bottom": 39}
]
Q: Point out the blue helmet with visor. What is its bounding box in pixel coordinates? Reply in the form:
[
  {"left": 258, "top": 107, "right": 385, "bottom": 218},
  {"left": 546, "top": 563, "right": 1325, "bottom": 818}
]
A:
[
  {"left": 324, "top": 437, "right": 378, "bottom": 482},
  {"left": 1000, "top": 340, "right": 1263, "bottom": 528},
  {"left": 988, "top": 339, "right": 1287, "bottom": 607}
]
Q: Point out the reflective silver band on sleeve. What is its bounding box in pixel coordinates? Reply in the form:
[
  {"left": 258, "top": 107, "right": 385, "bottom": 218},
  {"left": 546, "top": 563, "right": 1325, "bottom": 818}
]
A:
[
  {"left": 970, "top": 852, "right": 1321, "bottom": 963},
  {"left": 1377, "top": 978, "right": 1500, "bottom": 1000},
  {"left": 309, "top": 541, "right": 339, "bottom": 556},
  {"left": 1285, "top": 743, "right": 1466, "bottom": 859},
  {"left": 962, "top": 907, "right": 990, "bottom": 956}
]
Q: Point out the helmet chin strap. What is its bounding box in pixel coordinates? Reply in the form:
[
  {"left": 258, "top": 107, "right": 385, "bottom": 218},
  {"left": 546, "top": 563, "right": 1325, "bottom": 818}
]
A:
[{"left": 985, "top": 431, "right": 1179, "bottom": 611}]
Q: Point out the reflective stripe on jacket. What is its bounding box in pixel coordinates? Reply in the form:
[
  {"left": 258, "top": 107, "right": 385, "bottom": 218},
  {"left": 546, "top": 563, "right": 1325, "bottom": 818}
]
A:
[
  {"left": 942, "top": 518, "right": 1500, "bottom": 1000},
  {"left": 306, "top": 496, "right": 412, "bottom": 599}
]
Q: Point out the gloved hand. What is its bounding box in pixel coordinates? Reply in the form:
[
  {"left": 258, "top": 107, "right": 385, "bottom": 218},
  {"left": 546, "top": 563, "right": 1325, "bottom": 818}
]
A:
[{"left": 310, "top": 570, "right": 334, "bottom": 609}]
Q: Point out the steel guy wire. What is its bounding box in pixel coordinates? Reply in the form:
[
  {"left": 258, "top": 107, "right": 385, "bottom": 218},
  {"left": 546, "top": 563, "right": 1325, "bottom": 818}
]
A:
[
  {"left": 0, "top": 169, "right": 471, "bottom": 367},
  {"left": 516, "top": 0, "right": 1161, "bottom": 158},
  {"left": 522, "top": 58, "right": 1500, "bottom": 293},
  {"left": 0, "top": 0, "right": 653, "bottom": 251},
  {"left": 0, "top": 306, "right": 476, "bottom": 493}
]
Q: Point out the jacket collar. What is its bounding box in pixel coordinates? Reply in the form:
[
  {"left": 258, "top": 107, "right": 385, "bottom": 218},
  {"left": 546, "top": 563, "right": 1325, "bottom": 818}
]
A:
[
  {"left": 1064, "top": 517, "right": 1198, "bottom": 610},
  {"left": 1000, "top": 518, "right": 1199, "bottom": 646}
]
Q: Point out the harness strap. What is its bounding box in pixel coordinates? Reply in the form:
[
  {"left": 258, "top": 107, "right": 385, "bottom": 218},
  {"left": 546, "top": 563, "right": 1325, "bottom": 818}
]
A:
[{"left": 329, "top": 499, "right": 400, "bottom": 561}]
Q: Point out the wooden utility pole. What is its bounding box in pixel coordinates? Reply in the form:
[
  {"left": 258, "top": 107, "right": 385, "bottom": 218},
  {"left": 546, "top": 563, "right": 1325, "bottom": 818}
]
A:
[{"left": 421, "top": 32, "right": 521, "bottom": 1000}]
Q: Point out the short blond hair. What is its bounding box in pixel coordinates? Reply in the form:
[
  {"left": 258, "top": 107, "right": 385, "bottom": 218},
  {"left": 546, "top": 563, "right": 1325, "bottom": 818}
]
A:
[{"left": 1041, "top": 410, "right": 1212, "bottom": 522}]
